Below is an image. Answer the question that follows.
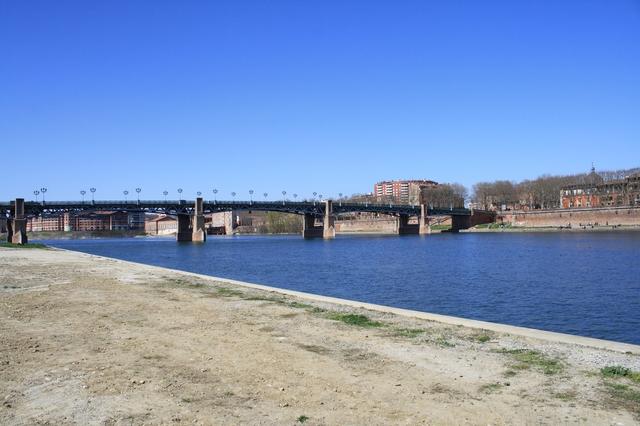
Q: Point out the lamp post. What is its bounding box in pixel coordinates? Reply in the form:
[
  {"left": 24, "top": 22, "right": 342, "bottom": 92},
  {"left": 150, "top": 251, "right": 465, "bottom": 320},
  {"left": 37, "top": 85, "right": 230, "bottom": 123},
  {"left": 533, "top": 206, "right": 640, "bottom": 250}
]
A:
[
  {"left": 231, "top": 192, "right": 236, "bottom": 202},
  {"left": 319, "top": 194, "right": 323, "bottom": 200},
  {"left": 33, "top": 190, "right": 40, "bottom": 202},
  {"left": 282, "top": 190, "right": 286, "bottom": 205},
  {"left": 177, "top": 188, "right": 183, "bottom": 199},
  {"left": 90, "top": 188, "right": 96, "bottom": 203},
  {"left": 124, "top": 190, "right": 129, "bottom": 202},
  {"left": 136, "top": 188, "right": 141, "bottom": 202},
  {"left": 40, "top": 187, "right": 47, "bottom": 203},
  {"left": 212, "top": 189, "right": 218, "bottom": 203},
  {"left": 197, "top": 191, "right": 202, "bottom": 198},
  {"left": 313, "top": 192, "right": 317, "bottom": 205},
  {"left": 249, "top": 190, "right": 254, "bottom": 204},
  {"left": 263, "top": 192, "right": 268, "bottom": 200},
  {"left": 163, "top": 190, "right": 168, "bottom": 201},
  {"left": 80, "top": 190, "right": 86, "bottom": 203},
  {"left": 339, "top": 193, "right": 343, "bottom": 206},
  {"left": 293, "top": 193, "right": 298, "bottom": 201}
]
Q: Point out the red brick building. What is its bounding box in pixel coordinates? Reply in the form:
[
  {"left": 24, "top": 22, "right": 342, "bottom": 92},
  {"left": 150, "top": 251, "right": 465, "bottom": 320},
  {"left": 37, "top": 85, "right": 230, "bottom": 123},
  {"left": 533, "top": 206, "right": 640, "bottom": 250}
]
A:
[
  {"left": 374, "top": 180, "right": 438, "bottom": 204},
  {"left": 561, "top": 172, "right": 640, "bottom": 208}
]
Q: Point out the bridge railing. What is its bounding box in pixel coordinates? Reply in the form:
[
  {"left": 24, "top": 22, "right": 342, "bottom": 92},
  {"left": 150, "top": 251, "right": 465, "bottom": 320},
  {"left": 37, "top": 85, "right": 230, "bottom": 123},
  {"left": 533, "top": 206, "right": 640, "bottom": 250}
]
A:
[{"left": 2, "top": 199, "right": 472, "bottom": 217}]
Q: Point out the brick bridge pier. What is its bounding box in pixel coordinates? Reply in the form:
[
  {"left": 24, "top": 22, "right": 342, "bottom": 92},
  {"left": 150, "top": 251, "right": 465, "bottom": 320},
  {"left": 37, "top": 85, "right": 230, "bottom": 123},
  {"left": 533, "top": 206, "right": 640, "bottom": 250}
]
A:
[
  {"left": 177, "top": 197, "right": 206, "bottom": 242},
  {"left": 5, "top": 198, "right": 28, "bottom": 244}
]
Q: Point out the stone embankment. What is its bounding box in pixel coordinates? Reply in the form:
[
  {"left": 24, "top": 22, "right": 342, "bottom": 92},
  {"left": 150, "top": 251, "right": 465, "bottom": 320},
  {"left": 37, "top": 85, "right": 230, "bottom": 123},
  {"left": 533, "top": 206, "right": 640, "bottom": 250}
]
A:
[
  {"left": 498, "top": 206, "right": 640, "bottom": 229},
  {"left": 1, "top": 247, "right": 640, "bottom": 424}
]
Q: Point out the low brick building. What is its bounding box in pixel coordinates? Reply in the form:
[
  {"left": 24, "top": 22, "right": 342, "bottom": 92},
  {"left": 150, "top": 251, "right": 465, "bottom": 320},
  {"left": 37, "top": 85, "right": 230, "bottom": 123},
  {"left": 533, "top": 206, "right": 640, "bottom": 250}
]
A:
[
  {"left": 145, "top": 215, "right": 178, "bottom": 235},
  {"left": 26, "top": 211, "right": 144, "bottom": 232}
]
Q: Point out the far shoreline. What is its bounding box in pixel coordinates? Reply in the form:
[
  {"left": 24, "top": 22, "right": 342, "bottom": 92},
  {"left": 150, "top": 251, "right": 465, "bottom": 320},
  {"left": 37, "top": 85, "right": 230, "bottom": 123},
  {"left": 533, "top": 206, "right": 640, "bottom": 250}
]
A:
[{"left": 6, "top": 225, "right": 640, "bottom": 242}]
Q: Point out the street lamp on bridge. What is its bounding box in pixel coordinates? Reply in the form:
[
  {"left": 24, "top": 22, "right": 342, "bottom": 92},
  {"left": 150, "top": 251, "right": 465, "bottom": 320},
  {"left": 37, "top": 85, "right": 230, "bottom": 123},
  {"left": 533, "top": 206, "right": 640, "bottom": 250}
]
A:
[
  {"left": 212, "top": 189, "right": 218, "bottom": 203},
  {"left": 163, "top": 190, "right": 168, "bottom": 201},
  {"left": 197, "top": 191, "right": 202, "bottom": 197},
  {"left": 231, "top": 192, "right": 236, "bottom": 202},
  {"left": 80, "top": 190, "right": 86, "bottom": 203},
  {"left": 263, "top": 192, "right": 268, "bottom": 200},
  {"left": 177, "top": 188, "right": 183, "bottom": 199},
  {"left": 90, "top": 188, "right": 96, "bottom": 203},
  {"left": 33, "top": 190, "right": 40, "bottom": 202},
  {"left": 40, "top": 187, "right": 47, "bottom": 203},
  {"left": 136, "top": 188, "right": 141, "bottom": 202},
  {"left": 293, "top": 193, "right": 298, "bottom": 201},
  {"left": 249, "top": 189, "right": 254, "bottom": 204},
  {"left": 282, "top": 190, "right": 286, "bottom": 205},
  {"left": 313, "top": 192, "right": 317, "bottom": 205},
  {"left": 123, "top": 190, "right": 129, "bottom": 202}
]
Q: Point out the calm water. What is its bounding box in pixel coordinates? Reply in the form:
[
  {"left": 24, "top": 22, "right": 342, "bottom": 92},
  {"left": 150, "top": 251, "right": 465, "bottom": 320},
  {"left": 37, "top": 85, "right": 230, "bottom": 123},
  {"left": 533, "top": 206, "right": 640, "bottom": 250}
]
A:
[{"left": 41, "top": 232, "right": 640, "bottom": 345}]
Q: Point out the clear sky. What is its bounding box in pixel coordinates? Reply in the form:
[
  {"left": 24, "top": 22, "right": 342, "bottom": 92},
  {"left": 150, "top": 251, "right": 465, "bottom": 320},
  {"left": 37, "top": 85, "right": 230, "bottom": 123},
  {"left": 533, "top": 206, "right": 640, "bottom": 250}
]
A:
[{"left": 2, "top": 1, "right": 639, "bottom": 201}]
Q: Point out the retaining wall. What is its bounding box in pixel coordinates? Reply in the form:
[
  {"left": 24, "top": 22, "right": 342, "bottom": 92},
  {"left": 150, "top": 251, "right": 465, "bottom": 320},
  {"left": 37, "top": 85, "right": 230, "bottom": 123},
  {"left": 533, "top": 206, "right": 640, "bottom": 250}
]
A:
[{"left": 498, "top": 206, "right": 640, "bottom": 228}]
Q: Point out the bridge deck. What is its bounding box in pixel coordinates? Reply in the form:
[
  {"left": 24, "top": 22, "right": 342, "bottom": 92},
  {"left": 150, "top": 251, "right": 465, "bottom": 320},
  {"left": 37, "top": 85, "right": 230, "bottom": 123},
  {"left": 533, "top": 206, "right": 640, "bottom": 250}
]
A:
[{"left": 1, "top": 200, "right": 471, "bottom": 217}]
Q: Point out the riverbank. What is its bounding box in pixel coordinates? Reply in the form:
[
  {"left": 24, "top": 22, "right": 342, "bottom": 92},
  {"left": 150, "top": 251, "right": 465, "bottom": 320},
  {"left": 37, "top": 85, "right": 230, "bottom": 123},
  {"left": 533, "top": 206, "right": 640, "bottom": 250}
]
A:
[
  {"left": 466, "top": 224, "right": 640, "bottom": 233},
  {"left": 1, "top": 247, "right": 639, "bottom": 424}
]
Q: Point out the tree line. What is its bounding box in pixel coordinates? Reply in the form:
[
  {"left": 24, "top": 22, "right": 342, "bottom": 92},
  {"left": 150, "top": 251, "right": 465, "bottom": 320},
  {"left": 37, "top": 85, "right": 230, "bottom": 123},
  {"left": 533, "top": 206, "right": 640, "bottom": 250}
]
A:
[{"left": 471, "top": 167, "right": 640, "bottom": 210}]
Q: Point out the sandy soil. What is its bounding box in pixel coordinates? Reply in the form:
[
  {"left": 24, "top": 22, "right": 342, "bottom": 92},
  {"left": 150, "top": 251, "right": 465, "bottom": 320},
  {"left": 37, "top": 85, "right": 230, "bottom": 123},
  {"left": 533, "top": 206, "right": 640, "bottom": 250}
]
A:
[{"left": 1, "top": 247, "right": 639, "bottom": 425}]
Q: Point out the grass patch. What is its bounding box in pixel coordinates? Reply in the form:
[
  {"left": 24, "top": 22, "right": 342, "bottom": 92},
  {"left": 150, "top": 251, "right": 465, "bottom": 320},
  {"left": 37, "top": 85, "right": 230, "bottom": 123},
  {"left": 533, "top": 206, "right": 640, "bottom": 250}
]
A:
[
  {"left": 287, "top": 301, "right": 326, "bottom": 313},
  {"left": 142, "top": 354, "right": 166, "bottom": 360},
  {"left": 186, "top": 282, "right": 205, "bottom": 289},
  {"left": 496, "top": 348, "right": 564, "bottom": 375},
  {"left": 288, "top": 301, "right": 314, "bottom": 309},
  {"left": 392, "top": 328, "right": 426, "bottom": 338},
  {"left": 603, "top": 381, "right": 640, "bottom": 415},
  {"left": 430, "top": 224, "right": 451, "bottom": 231},
  {"left": 473, "top": 333, "right": 492, "bottom": 343},
  {"left": 435, "top": 336, "right": 455, "bottom": 347},
  {"left": 243, "top": 295, "right": 284, "bottom": 303},
  {"left": 474, "top": 223, "right": 513, "bottom": 230},
  {"left": 601, "top": 366, "right": 640, "bottom": 383},
  {"left": 554, "top": 390, "right": 577, "bottom": 401},
  {"left": 511, "top": 363, "right": 531, "bottom": 371},
  {"left": 479, "top": 382, "right": 502, "bottom": 394},
  {"left": 327, "top": 313, "right": 384, "bottom": 328},
  {"left": 166, "top": 278, "right": 189, "bottom": 287},
  {"left": 605, "top": 382, "right": 640, "bottom": 401},
  {"left": 0, "top": 242, "right": 47, "bottom": 249},
  {"left": 216, "top": 287, "right": 245, "bottom": 297},
  {"left": 503, "top": 370, "right": 518, "bottom": 378},
  {"left": 297, "top": 415, "right": 309, "bottom": 423}
]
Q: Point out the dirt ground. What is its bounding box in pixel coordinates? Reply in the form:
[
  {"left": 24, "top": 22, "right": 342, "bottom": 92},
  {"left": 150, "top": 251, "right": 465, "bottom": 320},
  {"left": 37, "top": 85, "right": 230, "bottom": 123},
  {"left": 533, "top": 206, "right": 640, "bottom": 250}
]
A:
[{"left": 1, "top": 247, "right": 639, "bottom": 425}]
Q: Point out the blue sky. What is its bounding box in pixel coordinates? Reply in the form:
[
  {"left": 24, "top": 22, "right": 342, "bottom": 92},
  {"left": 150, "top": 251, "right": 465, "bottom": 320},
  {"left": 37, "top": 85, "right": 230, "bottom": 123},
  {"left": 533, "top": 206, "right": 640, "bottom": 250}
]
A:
[{"left": 2, "top": 1, "right": 639, "bottom": 201}]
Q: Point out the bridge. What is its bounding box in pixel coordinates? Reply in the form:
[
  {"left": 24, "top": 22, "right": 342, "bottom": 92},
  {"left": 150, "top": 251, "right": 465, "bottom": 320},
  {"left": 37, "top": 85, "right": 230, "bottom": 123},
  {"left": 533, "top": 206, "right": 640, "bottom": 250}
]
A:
[{"left": 2, "top": 197, "right": 494, "bottom": 244}]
